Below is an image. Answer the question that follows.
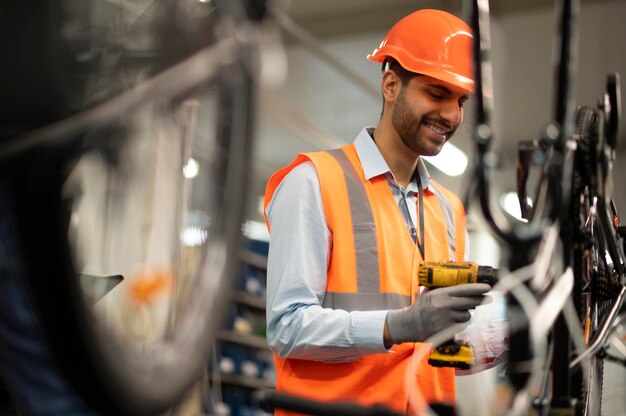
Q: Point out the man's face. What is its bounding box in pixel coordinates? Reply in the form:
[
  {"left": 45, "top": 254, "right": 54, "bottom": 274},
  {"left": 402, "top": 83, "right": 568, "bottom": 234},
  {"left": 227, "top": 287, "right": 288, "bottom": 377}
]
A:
[{"left": 391, "top": 74, "right": 469, "bottom": 157}]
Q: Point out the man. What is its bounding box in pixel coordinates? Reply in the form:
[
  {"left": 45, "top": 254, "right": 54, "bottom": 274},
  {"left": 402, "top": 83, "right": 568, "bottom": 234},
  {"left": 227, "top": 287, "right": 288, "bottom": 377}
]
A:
[{"left": 264, "top": 9, "right": 492, "bottom": 414}]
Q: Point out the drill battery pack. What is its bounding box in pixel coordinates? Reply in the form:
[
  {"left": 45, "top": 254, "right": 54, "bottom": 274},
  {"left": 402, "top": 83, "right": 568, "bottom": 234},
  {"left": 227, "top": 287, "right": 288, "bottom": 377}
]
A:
[{"left": 427, "top": 340, "right": 476, "bottom": 370}]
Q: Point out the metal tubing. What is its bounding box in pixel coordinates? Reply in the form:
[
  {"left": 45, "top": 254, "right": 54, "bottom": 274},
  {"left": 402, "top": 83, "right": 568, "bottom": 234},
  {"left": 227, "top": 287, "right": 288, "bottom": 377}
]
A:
[
  {"left": 270, "top": 8, "right": 379, "bottom": 101},
  {"left": 570, "top": 285, "right": 626, "bottom": 369},
  {"left": 0, "top": 37, "right": 238, "bottom": 161}
]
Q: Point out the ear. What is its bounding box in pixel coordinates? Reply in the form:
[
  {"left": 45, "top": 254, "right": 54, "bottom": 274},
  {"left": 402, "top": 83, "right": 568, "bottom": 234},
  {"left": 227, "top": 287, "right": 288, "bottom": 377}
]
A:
[{"left": 381, "top": 70, "right": 400, "bottom": 105}]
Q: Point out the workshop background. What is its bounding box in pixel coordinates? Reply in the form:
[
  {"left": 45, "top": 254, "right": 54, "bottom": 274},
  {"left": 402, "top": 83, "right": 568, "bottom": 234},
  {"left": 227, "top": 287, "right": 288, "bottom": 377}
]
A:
[
  {"left": 248, "top": 0, "right": 626, "bottom": 229},
  {"left": 3, "top": 1, "right": 625, "bottom": 415},
  {"left": 231, "top": 0, "right": 626, "bottom": 415}
]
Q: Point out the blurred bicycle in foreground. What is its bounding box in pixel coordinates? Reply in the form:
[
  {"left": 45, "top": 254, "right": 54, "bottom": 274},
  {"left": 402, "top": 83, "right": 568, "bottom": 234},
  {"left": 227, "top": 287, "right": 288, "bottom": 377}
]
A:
[{"left": 0, "top": 1, "right": 283, "bottom": 414}]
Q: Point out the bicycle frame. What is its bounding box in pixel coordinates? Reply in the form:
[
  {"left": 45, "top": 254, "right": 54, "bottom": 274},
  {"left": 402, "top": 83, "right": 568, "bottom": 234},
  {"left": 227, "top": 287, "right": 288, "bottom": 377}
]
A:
[
  {"left": 0, "top": 1, "right": 264, "bottom": 414},
  {"left": 467, "top": 0, "right": 625, "bottom": 415}
]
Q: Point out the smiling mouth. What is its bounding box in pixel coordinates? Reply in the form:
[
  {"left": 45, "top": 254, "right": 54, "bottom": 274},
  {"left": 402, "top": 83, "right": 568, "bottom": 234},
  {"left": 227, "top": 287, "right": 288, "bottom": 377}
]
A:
[{"left": 424, "top": 121, "right": 451, "bottom": 138}]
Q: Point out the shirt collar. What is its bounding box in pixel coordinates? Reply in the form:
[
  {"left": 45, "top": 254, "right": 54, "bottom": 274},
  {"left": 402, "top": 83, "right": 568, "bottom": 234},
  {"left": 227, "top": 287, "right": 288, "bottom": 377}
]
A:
[{"left": 353, "top": 127, "right": 432, "bottom": 193}]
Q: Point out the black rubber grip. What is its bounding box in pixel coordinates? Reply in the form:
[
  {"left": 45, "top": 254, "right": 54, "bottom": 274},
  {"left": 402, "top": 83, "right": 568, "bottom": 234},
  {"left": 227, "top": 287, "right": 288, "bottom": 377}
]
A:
[{"left": 256, "top": 390, "right": 406, "bottom": 416}]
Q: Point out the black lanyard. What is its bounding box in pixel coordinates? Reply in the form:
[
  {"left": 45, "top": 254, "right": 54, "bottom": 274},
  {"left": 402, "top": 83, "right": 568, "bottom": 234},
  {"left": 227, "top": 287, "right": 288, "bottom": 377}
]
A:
[{"left": 400, "top": 174, "right": 425, "bottom": 259}]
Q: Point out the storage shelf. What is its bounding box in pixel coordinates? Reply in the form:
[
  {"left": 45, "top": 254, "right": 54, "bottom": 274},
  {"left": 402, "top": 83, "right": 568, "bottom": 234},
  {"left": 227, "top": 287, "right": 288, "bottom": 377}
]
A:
[
  {"left": 239, "top": 249, "right": 268, "bottom": 270},
  {"left": 214, "top": 373, "right": 275, "bottom": 390},
  {"left": 231, "top": 291, "right": 266, "bottom": 310},
  {"left": 217, "top": 330, "right": 269, "bottom": 350},
  {"left": 215, "top": 239, "right": 270, "bottom": 413}
]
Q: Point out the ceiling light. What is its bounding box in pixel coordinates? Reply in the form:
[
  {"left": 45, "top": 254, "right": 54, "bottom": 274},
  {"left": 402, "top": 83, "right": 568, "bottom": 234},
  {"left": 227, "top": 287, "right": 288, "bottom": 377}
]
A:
[
  {"left": 181, "top": 226, "right": 208, "bottom": 247},
  {"left": 183, "top": 158, "right": 199, "bottom": 179},
  {"left": 423, "top": 143, "right": 468, "bottom": 177},
  {"left": 242, "top": 220, "right": 269, "bottom": 242}
]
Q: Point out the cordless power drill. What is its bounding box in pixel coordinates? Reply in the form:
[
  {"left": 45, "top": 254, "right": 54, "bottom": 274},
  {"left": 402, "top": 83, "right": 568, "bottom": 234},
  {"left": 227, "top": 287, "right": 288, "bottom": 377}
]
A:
[{"left": 417, "top": 261, "right": 497, "bottom": 369}]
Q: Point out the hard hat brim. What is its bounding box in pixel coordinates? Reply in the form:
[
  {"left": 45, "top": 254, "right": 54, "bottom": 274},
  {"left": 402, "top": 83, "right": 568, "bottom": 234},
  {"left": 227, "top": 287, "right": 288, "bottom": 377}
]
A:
[{"left": 368, "top": 50, "right": 475, "bottom": 94}]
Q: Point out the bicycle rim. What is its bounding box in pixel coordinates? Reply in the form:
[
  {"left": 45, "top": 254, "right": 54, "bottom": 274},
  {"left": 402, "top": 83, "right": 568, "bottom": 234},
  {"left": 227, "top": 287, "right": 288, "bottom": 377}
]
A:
[
  {"left": 7, "top": 1, "right": 256, "bottom": 415},
  {"left": 581, "top": 357, "right": 604, "bottom": 415}
]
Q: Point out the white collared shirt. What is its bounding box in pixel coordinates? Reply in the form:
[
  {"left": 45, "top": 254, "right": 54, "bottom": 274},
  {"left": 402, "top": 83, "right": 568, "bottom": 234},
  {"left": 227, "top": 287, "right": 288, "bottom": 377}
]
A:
[{"left": 265, "top": 127, "right": 437, "bottom": 361}]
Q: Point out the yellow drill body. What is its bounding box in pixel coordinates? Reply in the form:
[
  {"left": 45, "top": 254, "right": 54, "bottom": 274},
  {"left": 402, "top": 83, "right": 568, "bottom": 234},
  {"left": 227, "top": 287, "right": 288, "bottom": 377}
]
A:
[
  {"left": 417, "top": 261, "right": 498, "bottom": 369},
  {"left": 418, "top": 261, "right": 497, "bottom": 289}
]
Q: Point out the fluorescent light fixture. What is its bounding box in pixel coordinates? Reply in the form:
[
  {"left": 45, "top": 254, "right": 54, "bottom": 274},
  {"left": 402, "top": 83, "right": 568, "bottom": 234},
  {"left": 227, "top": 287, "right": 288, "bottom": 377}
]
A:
[
  {"left": 183, "top": 158, "right": 199, "bottom": 179},
  {"left": 242, "top": 220, "right": 270, "bottom": 242},
  {"left": 500, "top": 191, "right": 529, "bottom": 223},
  {"left": 181, "top": 226, "right": 208, "bottom": 246},
  {"left": 423, "top": 143, "right": 468, "bottom": 177}
]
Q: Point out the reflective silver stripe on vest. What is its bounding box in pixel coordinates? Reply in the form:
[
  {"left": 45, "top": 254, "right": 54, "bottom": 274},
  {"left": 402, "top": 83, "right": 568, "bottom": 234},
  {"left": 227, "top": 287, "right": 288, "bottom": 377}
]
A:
[
  {"left": 323, "top": 292, "right": 411, "bottom": 312},
  {"left": 324, "top": 149, "right": 380, "bottom": 301},
  {"left": 429, "top": 182, "right": 457, "bottom": 261}
]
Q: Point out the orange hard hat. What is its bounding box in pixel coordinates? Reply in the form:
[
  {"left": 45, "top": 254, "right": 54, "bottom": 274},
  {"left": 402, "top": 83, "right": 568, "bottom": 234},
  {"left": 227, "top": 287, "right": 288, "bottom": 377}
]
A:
[{"left": 367, "top": 9, "right": 474, "bottom": 93}]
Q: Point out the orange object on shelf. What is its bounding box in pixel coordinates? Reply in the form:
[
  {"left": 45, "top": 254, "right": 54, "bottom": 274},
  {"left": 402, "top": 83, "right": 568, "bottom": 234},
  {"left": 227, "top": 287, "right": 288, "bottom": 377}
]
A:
[{"left": 128, "top": 267, "right": 173, "bottom": 305}]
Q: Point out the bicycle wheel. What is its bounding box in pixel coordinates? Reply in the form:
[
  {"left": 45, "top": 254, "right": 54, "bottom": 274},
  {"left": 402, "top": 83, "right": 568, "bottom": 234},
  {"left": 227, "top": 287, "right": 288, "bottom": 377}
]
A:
[
  {"left": 570, "top": 105, "right": 618, "bottom": 416},
  {"left": 3, "top": 1, "right": 257, "bottom": 415}
]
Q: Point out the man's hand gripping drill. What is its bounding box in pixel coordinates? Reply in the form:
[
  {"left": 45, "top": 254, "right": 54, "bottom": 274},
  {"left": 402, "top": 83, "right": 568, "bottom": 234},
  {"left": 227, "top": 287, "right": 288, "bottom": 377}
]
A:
[{"left": 385, "top": 262, "right": 496, "bottom": 369}]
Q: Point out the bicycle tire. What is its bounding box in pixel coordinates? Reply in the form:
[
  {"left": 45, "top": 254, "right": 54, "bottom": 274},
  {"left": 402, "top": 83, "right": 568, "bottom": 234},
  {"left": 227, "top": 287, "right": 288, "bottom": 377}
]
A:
[
  {"left": 604, "top": 73, "right": 621, "bottom": 150},
  {"left": 571, "top": 106, "right": 609, "bottom": 416},
  {"left": 4, "top": 1, "right": 257, "bottom": 415}
]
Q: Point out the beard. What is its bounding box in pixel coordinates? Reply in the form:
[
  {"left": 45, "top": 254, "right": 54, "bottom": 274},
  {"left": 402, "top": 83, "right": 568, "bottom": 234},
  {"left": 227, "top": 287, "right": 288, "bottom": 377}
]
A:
[{"left": 391, "top": 88, "right": 455, "bottom": 157}]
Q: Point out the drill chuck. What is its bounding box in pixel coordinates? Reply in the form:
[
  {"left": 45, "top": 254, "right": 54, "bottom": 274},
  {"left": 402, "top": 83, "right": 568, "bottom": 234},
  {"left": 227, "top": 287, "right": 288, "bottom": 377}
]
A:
[{"left": 476, "top": 265, "right": 498, "bottom": 286}]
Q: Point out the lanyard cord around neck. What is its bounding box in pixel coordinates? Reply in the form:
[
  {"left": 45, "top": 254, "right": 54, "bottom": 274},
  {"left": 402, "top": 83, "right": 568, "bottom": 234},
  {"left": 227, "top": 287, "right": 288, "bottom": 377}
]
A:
[
  {"left": 400, "top": 172, "right": 425, "bottom": 259},
  {"left": 371, "top": 130, "right": 425, "bottom": 258}
]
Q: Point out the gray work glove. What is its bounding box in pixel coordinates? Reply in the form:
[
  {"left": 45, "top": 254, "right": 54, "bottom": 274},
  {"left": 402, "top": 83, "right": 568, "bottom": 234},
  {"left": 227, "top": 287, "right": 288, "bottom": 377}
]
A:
[{"left": 386, "top": 283, "right": 491, "bottom": 345}]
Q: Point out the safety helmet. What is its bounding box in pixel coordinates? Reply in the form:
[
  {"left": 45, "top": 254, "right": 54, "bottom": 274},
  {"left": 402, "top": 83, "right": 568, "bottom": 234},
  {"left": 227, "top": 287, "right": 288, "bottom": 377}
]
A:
[{"left": 367, "top": 9, "right": 474, "bottom": 93}]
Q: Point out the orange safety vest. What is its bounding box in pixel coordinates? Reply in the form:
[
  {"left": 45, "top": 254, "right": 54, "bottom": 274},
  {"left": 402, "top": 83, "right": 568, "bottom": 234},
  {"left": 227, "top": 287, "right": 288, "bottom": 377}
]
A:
[{"left": 264, "top": 143, "right": 467, "bottom": 415}]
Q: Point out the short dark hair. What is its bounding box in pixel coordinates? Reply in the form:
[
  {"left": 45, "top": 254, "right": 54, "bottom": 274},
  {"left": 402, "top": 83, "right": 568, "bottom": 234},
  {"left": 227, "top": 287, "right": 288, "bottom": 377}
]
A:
[
  {"left": 383, "top": 59, "right": 419, "bottom": 86},
  {"left": 379, "top": 59, "right": 420, "bottom": 117}
]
